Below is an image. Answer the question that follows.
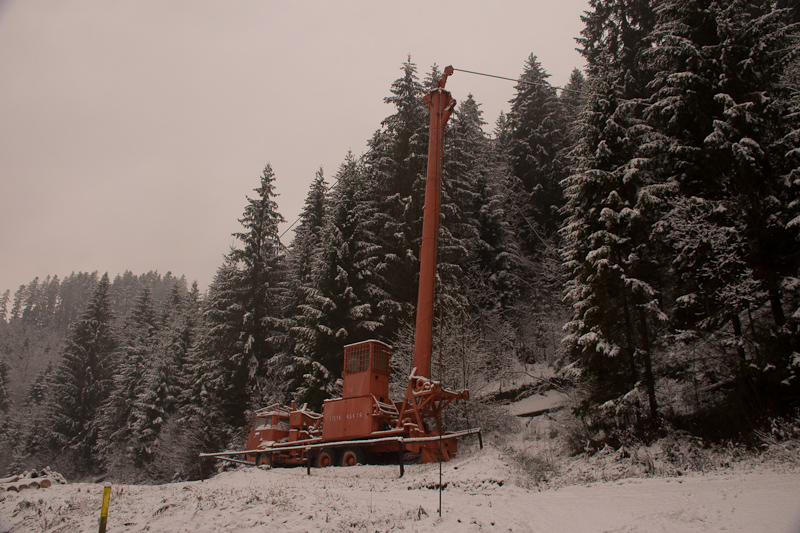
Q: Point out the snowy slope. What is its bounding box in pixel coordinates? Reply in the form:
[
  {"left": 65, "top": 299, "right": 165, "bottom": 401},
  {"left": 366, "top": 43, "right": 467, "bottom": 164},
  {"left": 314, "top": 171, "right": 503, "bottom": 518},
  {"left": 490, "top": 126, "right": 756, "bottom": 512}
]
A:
[{"left": 3, "top": 446, "right": 799, "bottom": 532}]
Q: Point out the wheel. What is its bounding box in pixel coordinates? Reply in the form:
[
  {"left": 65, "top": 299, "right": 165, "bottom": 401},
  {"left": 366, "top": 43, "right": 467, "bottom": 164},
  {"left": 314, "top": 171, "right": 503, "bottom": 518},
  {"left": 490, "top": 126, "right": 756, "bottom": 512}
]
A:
[
  {"left": 256, "top": 452, "right": 273, "bottom": 467},
  {"left": 316, "top": 448, "right": 338, "bottom": 468},
  {"left": 340, "top": 447, "right": 365, "bottom": 467}
]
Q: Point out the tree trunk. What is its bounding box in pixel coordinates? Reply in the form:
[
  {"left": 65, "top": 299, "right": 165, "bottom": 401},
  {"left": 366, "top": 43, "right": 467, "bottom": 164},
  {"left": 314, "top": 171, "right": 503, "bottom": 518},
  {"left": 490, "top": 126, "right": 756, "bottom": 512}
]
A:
[
  {"left": 768, "top": 287, "right": 786, "bottom": 327},
  {"left": 731, "top": 314, "right": 747, "bottom": 363},
  {"left": 620, "top": 285, "right": 639, "bottom": 386},
  {"left": 637, "top": 308, "right": 658, "bottom": 423}
]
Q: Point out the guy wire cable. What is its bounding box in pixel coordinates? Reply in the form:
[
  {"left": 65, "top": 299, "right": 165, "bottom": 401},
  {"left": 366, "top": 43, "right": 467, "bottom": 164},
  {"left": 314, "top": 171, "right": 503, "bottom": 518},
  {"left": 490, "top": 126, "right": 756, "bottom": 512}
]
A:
[
  {"left": 453, "top": 66, "right": 640, "bottom": 105},
  {"left": 452, "top": 67, "right": 585, "bottom": 95}
]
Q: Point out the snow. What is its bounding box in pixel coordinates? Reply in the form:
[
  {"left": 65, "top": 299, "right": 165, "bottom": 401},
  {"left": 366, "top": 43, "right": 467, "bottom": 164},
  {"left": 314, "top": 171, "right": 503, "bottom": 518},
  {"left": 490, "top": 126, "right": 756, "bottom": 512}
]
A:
[
  {"left": 506, "top": 390, "right": 569, "bottom": 417},
  {"left": 3, "top": 447, "right": 799, "bottom": 532}
]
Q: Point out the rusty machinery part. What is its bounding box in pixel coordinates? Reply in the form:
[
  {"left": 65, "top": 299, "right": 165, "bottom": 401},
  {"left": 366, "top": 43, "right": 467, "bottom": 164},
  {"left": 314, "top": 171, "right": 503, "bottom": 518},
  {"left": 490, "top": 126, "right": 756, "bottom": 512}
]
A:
[
  {"left": 412, "top": 67, "right": 456, "bottom": 379},
  {"left": 340, "top": 447, "right": 366, "bottom": 467},
  {"left": 316, "top": 448, "right": 338, "bottom": 468},
  {"left": 256, "top": 452, "right": 273, "bottom": 467},
  {"left": 414, "top": 377, "right": 432, "bottom": 393}
]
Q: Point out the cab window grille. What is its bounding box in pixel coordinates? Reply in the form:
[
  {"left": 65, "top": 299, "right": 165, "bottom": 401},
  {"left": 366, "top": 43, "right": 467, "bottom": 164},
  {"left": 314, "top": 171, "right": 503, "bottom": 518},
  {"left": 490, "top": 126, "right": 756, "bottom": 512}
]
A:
[
  {"left": 373, "top": 344, "right": 390, "bottom": 375},
  {"left": 345, "top": 343, "right": 370, "bottom": 374}
]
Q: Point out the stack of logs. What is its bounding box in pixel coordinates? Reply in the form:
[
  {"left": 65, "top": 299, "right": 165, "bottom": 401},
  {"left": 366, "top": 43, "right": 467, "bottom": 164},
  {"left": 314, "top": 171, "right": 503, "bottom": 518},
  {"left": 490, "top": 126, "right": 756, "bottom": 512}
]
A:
[{"left": 1, "top": 469, "right": 64, "bottom": 492}]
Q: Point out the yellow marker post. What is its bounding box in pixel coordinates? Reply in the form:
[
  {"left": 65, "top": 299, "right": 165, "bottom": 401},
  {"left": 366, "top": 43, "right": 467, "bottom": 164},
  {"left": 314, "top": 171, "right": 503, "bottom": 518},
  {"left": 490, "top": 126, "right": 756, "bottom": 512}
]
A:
[{"left": 98, "top": 483, "right": 111, "bottom": 533}]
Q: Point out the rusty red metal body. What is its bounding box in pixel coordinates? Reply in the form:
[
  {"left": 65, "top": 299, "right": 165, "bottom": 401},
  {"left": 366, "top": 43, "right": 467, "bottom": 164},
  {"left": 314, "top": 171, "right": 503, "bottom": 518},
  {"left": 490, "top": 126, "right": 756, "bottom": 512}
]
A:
[
  {"left": 240, "top": 338, "right": 471, "bottom": 468},
  {"left": 322, "top": 340, "right": 395, "bottom": 441},
  {"left": 412, "top": 65, "right": 456, "bottom": 379},
  {"left": 205, "top": 67, "right": 478, "bottom": 472}
]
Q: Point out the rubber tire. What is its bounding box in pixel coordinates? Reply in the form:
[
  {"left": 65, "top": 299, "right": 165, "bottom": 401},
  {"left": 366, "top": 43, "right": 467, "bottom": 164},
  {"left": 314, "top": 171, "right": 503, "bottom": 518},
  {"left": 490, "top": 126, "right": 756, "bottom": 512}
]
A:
[
  {"left": 256, "top": 453, "right": 273, "bottom": 467},
  {"left": 340, "top": 447, "right": 365, "bottom": 467},
  {"left": 316, "top": 449, "right": 337, "bottom": 468}
]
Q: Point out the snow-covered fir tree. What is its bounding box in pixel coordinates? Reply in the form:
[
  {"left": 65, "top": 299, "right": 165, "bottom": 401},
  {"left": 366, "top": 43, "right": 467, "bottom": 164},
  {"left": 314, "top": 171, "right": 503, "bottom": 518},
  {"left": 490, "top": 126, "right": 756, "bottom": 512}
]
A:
[
  {"left": 644, "top": 0, "right": 800, "bottom": 409},
  {"left": 365, "top": 57, "right": 430, "bottom": 336},
  {"left": 504, "top": 54, "right": 569, "bottom": 247},
  {"left": 48, "top": 273, "right": 117, "bottom": 472},
  {"left": 188, "top": 165, "right": 287, "bottom": 430},
  {"left": 96, "top": 285, "right": 160, "bottom": 475},
  {"left": 276, "top": 167, "right": 333, "bottom": 405},
  {"left": 562, "top": 0, "right": 664, "bottom": 428},
  {"left": 293, "top": 155, "right": 383, "bottom": 407}
]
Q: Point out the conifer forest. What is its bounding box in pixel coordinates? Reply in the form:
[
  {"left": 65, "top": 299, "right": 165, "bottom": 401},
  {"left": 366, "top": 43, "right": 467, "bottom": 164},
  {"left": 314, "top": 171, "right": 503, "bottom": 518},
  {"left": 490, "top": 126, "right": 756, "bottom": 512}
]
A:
[{"left": 1, "top": 0, "right": 799, "bottom": 483}]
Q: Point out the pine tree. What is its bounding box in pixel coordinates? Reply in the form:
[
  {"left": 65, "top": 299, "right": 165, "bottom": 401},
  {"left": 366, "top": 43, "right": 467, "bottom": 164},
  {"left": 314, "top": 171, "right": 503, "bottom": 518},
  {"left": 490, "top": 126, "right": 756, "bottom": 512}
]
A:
[
  {"left": 229, "top": 164, "right": 287, "bottom": 381},
  {"left": 366, "top": 57, "right": 430, "bottom": 335},
  {"left": 129, "top": 283, "right": 194, "bottom": 473},
  {"left": 443, "top": 93, "right": 521, "bottom": 314},
  {"left": 292, "top": 155, "right": 383, "bottom": 406},
  {"left": 289, "top": 167, "right": 328, "bottom": 289},
  {"left": 187, "top": 259, "right": 248, "bottom": 431},
  {"left": 48, "top": 273, "right": 117, "bottom": 471},
  {"left": 644, "top": 0, "right": 800, "bottom": 409},
  {"left": 276, "top": 167, "right": 331, "bottom": 404},
  {"left": 9, "top": 286, "right": 24, "bottom": 322},
  {"left": 704, "top": 1, "right": 799, "bottom": 330},
  {"left": 55, "top": 271, "right": 99, "bottom": 332},
  {"left": 20, "top": 277, "right": 41, "bottom": 325},
  {"left": 97, "top": 285, "right": 160, "bottom": 473},
  {"left": 190, "top": 165, "right": 287, "bottom": 429},
  {"left": 505, "top": 54, "right": 570, "bottom": 245},
  {"left": 562, "top": 0, "right": 664, "bottom": 429},
  {"left": 560, "top": 68, "right": 589, "bottom": 153},
  {"left": 0, "top": 355, "right": 9, "bottom": 414},
  {"left": 371, "top": 56, "right": 429, "bottom": 201},
  {"left": 0, "top": 290, "right": 10, "bottom": 323},
  {"left": 40, "top": 275, "right": 61, "bottom": 329}
]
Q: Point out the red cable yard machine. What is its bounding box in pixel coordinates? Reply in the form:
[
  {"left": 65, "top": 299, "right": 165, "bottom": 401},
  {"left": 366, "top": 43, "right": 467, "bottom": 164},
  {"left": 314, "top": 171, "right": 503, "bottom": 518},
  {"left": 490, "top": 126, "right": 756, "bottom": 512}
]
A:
[{"left": 200, "top": 67, "right": 481, "bottom": 476}]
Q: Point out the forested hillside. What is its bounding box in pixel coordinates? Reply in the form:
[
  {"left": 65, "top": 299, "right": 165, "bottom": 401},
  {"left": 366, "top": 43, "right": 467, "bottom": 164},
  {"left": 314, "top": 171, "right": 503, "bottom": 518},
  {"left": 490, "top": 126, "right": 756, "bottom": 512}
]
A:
[{"left": 0, "top": 0, "right": 798, "bottom": 483}]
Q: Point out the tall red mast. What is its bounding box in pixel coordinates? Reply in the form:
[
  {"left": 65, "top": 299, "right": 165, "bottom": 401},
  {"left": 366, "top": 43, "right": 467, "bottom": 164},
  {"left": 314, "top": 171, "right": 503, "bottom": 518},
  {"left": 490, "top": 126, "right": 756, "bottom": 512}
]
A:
[{"left": 411, "top": 66, "right": 456, "bottom": 379}]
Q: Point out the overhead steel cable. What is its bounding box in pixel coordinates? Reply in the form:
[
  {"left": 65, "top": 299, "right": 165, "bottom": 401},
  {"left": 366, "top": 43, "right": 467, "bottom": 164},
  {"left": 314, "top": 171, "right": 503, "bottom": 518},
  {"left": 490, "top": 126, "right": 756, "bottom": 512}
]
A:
[
  {"left": 452, "top": 66, "right": 641, "bottom": 105},
  {"left": 452, "top": 67, "right": 585, "bottom": 95}
]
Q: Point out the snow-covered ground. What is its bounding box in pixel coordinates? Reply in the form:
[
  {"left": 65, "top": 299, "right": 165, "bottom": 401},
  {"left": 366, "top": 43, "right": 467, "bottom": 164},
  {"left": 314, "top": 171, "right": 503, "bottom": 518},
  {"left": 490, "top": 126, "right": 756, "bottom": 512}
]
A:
[
  {"left": 3, "top": 445, "right": 799, "bottom": 533},
  {"left": 506, "top": 389, "right": 569, "bottom": 417},
  {"left": 3, "top": 389, "right": 799, "bottom": 531}
]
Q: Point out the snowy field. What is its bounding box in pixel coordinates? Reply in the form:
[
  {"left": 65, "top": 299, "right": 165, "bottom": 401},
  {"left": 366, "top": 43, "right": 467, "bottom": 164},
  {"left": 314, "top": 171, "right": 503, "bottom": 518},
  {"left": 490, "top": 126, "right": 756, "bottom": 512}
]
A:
[{"left": 2, "top": 445, "right": 800, "bottom": 533}]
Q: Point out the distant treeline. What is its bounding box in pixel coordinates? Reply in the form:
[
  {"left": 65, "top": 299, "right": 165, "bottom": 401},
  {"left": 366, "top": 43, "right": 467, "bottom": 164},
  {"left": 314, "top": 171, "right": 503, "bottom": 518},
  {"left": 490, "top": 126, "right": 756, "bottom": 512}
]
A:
[{"left": 1, "top": 0, "right": 798, "bottom": 482}]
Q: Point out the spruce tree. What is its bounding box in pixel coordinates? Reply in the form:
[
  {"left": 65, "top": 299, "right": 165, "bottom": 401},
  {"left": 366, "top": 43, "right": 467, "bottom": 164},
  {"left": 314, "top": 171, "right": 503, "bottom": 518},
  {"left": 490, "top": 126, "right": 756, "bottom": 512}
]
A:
[
  {"left": 562, "top": 0, "right": 663, "bottom": 429},
  {"left": 289, "top": 167, "right": 328, "bottom": 289},
  {"left": 293, "top": 155, "right": 383, "bottom": 406},
  {"left": 644, "top": 0, "right": 800, "bottom": 410},
  {"left": 48, "top": 273, "right": 117, "bottom": 471},
  {"left": 431, "top": 94, "right": 480, "bottom": 315},
  {"left": 187, "top": 258, "right": 249, "bottom": 431},
  {"left": 366, "top": 57, "right": 430, "bottom": 335},
  {"left": 97, "top": 285, "right": 161, "bottom": 473},
  {"left": 505, "top": 54, "right": 569, "bottom": 245},
  {"left": 190, "top": 164, "right": 287, "bottom": 429},
  {"left": 0, "top": 290, "right": 10, "bottom": 323},
  {"left": 277, "top": 167, "right": 331, "bottom": 404},
  {"left": 560, "top": 68, "right": 588, "bottom": 153},
  {"left": 0, "top": 356, "right": 9, "bottom": 414},
  {"left": 229, "top": 164, "right": 287, "bottom": 379}
]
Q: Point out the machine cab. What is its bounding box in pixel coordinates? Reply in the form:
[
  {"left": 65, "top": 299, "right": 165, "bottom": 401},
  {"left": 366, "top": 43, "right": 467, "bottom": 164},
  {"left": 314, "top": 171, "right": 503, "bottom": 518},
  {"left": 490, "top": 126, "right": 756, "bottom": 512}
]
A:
[
  {"left": 341, "top": 339, "right": 391, "bottom": 401},
  {"left": 245, "top": 406, "right": 290, "bottom": 451}
]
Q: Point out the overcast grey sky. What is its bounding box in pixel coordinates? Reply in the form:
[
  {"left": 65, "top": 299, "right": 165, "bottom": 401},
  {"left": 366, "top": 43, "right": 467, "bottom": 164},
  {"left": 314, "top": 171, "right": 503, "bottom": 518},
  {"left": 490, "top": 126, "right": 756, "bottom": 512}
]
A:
[{"left": 0, "top": 0, "right": 588, "bottom": 296}]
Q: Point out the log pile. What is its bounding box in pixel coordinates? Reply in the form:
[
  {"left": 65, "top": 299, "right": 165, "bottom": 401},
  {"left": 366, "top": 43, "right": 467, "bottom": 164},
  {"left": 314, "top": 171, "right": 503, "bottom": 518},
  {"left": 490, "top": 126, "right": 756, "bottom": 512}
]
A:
[{"left": 1, "top": 468, "right": 65, "bottom": 492}]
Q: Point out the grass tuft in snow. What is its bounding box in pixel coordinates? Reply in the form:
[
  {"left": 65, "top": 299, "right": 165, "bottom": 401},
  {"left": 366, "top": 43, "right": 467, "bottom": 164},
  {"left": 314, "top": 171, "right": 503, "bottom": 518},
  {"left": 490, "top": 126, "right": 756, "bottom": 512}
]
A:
[{"left": 509, "top": 448, "right": 560, "bottom": 489}]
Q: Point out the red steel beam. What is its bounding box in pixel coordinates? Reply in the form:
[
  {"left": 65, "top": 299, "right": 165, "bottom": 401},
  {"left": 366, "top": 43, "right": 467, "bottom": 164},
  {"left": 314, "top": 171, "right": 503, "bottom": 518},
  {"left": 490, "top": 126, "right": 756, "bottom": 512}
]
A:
[{"left": 412, "top": 66, "right": 456, "bottom": 379}]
